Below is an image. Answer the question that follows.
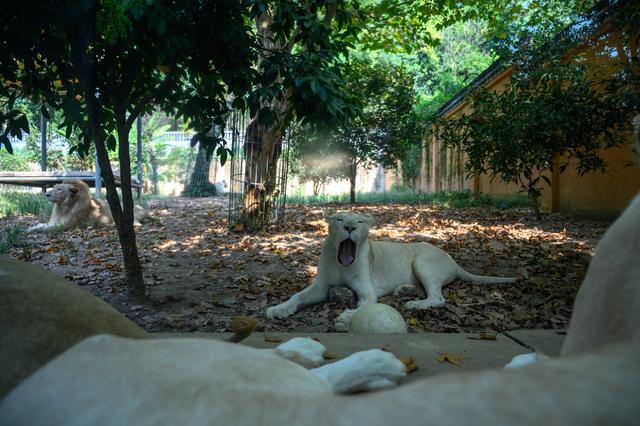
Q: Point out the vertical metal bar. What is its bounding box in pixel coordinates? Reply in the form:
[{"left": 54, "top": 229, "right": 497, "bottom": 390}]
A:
[
  {"left": 94, "top": 149, "right": 101, "bottom": 198},
  {"left": 137, "top": 116, "right": 143, "bottom": 199},
  {"left": 40, "top": 112, "right": 47, "bottom": 193}
]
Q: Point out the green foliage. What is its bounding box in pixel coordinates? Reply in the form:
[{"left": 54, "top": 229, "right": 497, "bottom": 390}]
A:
[
  {"left": 0, "top": 191, "right": 51, "bottom": 218},
  {"left": 287, "top": 58, "right": 420, "bottom": 200},
  {"left": 96, "top": 0, "right": 130, "bottom": 45},
  {"left": 1, "top": 0, "right": 258, "bottom": 160},
  {"left": 485, "top": 0, "right": 595, "bottom": 54},
  {"left": 342, "top": 58, "right": 420, "bottom": 168},
  {"left": 400, "top": 143, "right": 422, "bottom": 187},
  {"left": 357, "top": 0, "right": 594, "bottom": 53},
  {"left": 245, "top": 0, "right": 361, "bottom": 131},
  {"left": 413, "top": 21, "right": 495, "bottom": 119},
  {"left": 435, "top": 38, "right": 640, "bottom": 218},
  {"left": 0, "top": 148, "right": 32, "bottom": 171}
]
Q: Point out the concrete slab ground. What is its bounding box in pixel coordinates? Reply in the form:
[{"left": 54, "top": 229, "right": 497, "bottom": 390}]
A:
[{"left": 155, "top": 330, "right": 566, "bottom": 383}]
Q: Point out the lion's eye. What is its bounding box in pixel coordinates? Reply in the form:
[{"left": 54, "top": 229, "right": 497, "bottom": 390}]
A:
[
  {"left": 357, "top": 220, "right": 363, "bottom": 224},
  {"left": 336, "top": 218, "right": 343, "bottom": 222}
]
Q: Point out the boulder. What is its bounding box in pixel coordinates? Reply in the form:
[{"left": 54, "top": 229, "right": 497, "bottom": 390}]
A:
[
  {"left": 348, "top": 303, "right": 407, "bottom": 334},
  {"left": 0, "top": 256, "right": 148, "bottom": 397}
]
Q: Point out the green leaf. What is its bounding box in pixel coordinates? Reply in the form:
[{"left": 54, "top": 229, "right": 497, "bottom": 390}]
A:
[
  {"left": 41, "top": 104, "right": 51, "bottom": 120},
  {"left": 1, "top": 134, "right": 14, "bottom": 154},
  {"left": 190, "top": 133, "right": 201, "bottom": 148},
  {"left": 106, "top": 134, "right": 117, "bottom": 151}
]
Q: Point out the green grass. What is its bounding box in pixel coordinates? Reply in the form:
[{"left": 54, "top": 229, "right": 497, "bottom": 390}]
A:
[
  {"left": 286, "top": 189, "right": 530, "bottom": 209},
  {"left": 0, "top": 191, "right": 51, "bottom": 218},
  {"left": 0, "top": 189, "right": 169, "bottom": 219},
  {"left": 0, "top": 225, "right": 24, "bottom": 254}
]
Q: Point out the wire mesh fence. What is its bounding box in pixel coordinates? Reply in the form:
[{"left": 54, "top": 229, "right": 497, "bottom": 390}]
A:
[{"left": 228, "top": 111, "right": 289, "bottom": 229}]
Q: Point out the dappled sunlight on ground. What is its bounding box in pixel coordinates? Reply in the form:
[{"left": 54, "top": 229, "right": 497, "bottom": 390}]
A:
[{"left": 7, "top": 196, "right": 609, "bottom": 334}]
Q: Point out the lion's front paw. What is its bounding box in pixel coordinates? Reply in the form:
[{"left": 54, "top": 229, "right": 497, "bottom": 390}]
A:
[
  {"left": 266, "top": 303, "right": 297, "bottom": 320},
  {"left": 27, "top": 224, "right": 46, "bottom": 233},
  {"left": 404, "top": 297, "right": 445, "bottom": 311}
]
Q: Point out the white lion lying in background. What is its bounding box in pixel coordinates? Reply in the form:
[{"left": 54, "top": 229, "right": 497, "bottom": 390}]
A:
[{"left": 27, "top": 180, "right": 145, "bottom": 233}]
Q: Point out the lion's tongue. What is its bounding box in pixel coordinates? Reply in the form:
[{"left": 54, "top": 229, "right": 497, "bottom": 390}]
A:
[{"left": 339, "top": 240, "right": 356, "bottom": 267}]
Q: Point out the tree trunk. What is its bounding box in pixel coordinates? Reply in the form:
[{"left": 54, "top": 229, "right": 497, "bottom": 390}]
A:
[
  {"left": 525, "top": 179, "right": 542, "bottom": 221},
  {"left": 349, "top": 160, "right": 357, "bottom": 204},
  {"left": 115, "top": 125, "right": 146, "bottom": 301},
  {"left": 185, "top": 147, "right": 216, "bottom": 197},
  {"left": 242, "top": 118, "right": 282, "bottom": 224},
  {"left": 312, "top": 180, "right": 321, "bottom": 196},
  {"left": 530, "top": 194, "right": 542, "bottom": 220},
  {"left": 151, "top": 162, "right": 159, "bottom": 194},
  {"left": 239, "top": 11, "right": 289, "bottom": 227},
  {"left": 72, "top": 0, "right": 145, "bottom": 301},
  {"left": 147, "top": 146, "right": 159, "bottom": 194}
]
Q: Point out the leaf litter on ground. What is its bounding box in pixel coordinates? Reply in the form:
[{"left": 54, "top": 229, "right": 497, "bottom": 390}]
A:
[{"left": 8, "top": 196, "right": 607, "bottom": 334}]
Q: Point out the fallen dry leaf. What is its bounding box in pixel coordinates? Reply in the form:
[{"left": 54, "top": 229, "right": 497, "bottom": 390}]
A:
[
  {"left": 406, "top": 317, "right": 420, "bottom": 327},
  {"left": 479, "top": 331, "right": 497, "bottom": 341},
  {"left": 435, "top": 353, "right": 463, "bottom": 366},
  {"left": 264, "top": 335, "right": 283, "bottom": 343},
  {"left": 323, "top": 351, "right": 337, "bottom": 360},
  {"left": 58, "top": 254, "right": 69, "bottom": 265},
  {"left": 399, "top": 356, "right": 418, "bottom": 373},
  {"left": 8, "top": 196, "right": 604, "bottom": 335}
]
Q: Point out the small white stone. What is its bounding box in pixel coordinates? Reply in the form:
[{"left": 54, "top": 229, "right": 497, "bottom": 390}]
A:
[{"left": 348, "top": 303, "right": 407, "bottom": 334}]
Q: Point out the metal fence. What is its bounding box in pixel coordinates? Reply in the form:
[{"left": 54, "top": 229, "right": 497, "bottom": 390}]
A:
[{"left": 228, "top": 111, "right": 289, "bottom": 229}]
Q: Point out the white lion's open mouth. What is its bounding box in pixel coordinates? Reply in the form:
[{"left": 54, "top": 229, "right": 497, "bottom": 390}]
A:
[{"left": 338, "top": 239, "right": 357, "bottom": 267}]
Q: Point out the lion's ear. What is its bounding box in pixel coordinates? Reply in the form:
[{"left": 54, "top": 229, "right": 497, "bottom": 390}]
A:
[{"left": 69, "top": 187, "right": 79, "bottom": 194}]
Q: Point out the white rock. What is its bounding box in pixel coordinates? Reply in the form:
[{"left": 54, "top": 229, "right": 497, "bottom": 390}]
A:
[
  {"left": 504, "top": 352, "right": 551, "bottom": 369},
  {"left": 348, "top": 303, "right": 407, "bottom": 334}
]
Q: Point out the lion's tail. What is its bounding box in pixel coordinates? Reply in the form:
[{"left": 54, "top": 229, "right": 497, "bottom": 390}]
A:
[{"left": 457, "top": 267, "right": 516, "bottom": 284}]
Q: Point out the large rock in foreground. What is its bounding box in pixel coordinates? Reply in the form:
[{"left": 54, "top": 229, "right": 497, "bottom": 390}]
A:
[{"left": 0, "top": 256, "right": 148, "bottom": 397}]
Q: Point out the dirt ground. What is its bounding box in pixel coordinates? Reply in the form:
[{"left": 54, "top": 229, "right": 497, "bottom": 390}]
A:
[{"left": 5, "top": 196, "right": 608, "bottom": 334}]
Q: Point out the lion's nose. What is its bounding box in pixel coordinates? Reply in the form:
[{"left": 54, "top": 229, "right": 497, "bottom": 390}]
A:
[{"left": 344, "top": 225, "right": 355, "bottom": 233}]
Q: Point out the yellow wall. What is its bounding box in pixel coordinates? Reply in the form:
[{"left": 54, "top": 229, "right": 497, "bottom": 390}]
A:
[
  {"left": 421, "top": 13, "right": 640, "bottom": 217},
  {"left": 557, "top": 145, "right": 640, "bottom": 217}
]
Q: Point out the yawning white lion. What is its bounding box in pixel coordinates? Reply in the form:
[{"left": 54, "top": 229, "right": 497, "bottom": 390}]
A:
[{"left": 267, "top": 211, "right": 515, "bottom": 329}]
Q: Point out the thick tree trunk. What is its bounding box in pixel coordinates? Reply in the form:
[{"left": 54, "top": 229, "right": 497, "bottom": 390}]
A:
[
  {"left": 185, "top": 147, "right": 216, "bottom": 197},
  {"left": 239, "top": 11, "right": 289, "bottom": 227},
  {"left": 242, "top": 118, "right": 282, "bottom": 224}
]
